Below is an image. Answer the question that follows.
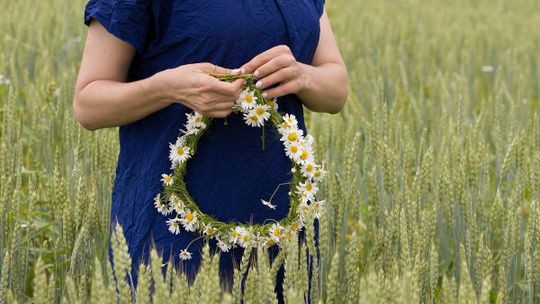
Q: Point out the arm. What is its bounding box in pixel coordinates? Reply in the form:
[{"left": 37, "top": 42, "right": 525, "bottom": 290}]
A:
[
  {"left": 240, "top": 10, "right": 349, "bottom": 114},
  {"left": 73, "top": 19, "right": 244, "bottom": 131}
]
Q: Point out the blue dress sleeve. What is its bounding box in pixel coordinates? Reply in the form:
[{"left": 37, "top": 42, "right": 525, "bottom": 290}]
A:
[
  {"left": 314, "top": 0, "right": 325, "bottom": 18},
  {"left": 83, "top": 0, "right": 151, "bottom": 54}
]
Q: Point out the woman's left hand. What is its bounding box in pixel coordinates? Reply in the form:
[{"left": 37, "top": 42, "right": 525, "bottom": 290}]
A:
[{"left": 240, "top": 45, "right": 307, "bottom": 99}]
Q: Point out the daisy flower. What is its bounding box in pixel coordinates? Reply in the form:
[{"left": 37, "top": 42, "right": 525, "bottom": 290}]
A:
[
  {"left": 238, "top": 229, "right": 253, "bottom": 248},
  {"left": 243, "top": 112, "right": 263, "bottom": 127},
  {"left": 296, "top": 181, "right": 318, "bottom": 203},
  {"left": 253, "top": 104, "right": 270, "bottom": 122},
  {"left": 161, "top": 173, "right": 174, "bottom": 186},
  {"left": 282, "top": 114, "right": 298, "bottom": 128},
  {"left": 285, "top": 142, "right": 303, "bottom": 162},
  {"left": 312, "top": 167, "right": 327, "bottom": 182},
  {"left": 168, "top": 194, "right": 185, "bottom": 214},
  {"left": 179, "top": 249, "right": 192, "bottom": 260},
  {"left": 229, "top": 226, "right": 246, "bottom": 244},
  {"left": 296, "top": 201, "right": 311, "bottom": 221},
  {"left": 289, "top": 221, "right": 302, "bottom": 232},
  {"left": 202, "top": 223, "right": 217, "bottom": 236},
  {"left": 237, "top": 88, "right": 257, "bottom": 110},
  {"left": 216, "top": 236, "right": 231, "bottom": 252},
  {"left": 169, "top": 142, "right": 191, "bottom": 167},
  {"left": 297, "top": 146, "right": 314, "bottom": 165},
  {"left": 269, "top": 223, "right": 285, "bottom": 243},
  {"left": 280, "top": 128, "right": 304, "bottom": 145},
  {"left": 261, "top": 199, "right": 276, "bottom": 209},
  {"left": 267, "top": 98, "right": 279, "bottom": 111},
  {"left": 154, "top": 193, "right": 172, "bottom": 215},
  {"left": 300, "top": 162, "right": 317, "bottom": 178},
  {"left": 185, "top": 111, "right": 206, "bottom": 129},
  {"left": 166, "top": 217, "right": 181, "bottom": 235},
  {"left": 179, "top": 209, "right": 199, "bottom": 232}
]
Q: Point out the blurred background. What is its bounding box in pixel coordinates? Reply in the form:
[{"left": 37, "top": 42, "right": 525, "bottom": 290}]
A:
[{"left": 0, "top": 0, "right": 539, "bottom": 302}]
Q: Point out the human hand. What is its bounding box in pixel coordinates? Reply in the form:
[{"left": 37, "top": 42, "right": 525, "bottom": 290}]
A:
[
  {"left": 240, "top": 45, "right": 306, "bottom": 99},
  {"left": 154, "top": 62, "right": 245, "bottom": 118}
]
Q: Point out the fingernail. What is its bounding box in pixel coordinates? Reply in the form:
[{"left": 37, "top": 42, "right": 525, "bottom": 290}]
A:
[
  {"left": 231, "top": 69, "right": 240, "bottom": 74},
  {"left": 240, "top": 68, "right": 246, "bottom": 74},
  {"left": 256, "top": 81, "right": 263, "bottom": 88},
  {"left": 262, "top": 92, "right": 268, "bottom": 98},
  {"left": 254, "top": 70, "right": 260, "bottom": 77}
]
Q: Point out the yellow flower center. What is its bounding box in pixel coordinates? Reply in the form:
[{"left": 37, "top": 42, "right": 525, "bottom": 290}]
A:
[
  {"left": 164, "top": 176, "right": 172, "bottom": 183},
  {"left": 242, "top": 234, "right": 250, "bottom": 242},
  {"left": 245, "top": 95, "right": 253, "bottom": 103},
  {"left": 291, "top": 146, "right": 299, "bottom": 153},
  {"left": 249, "top": 115, "right": 258, "bottom": 121},
  {"left": 186, "top": 213, "right": 193, "bottom": 221},
  {"left": 306, "top": 183, "right": 313, "bottom": 191},
  {"left": 267, "top": 239, "right": 275, "bottom": 246},
  {"left": 300, "top": 150, "right": 309, "bottom": 160},
  {"left": 177, "top": 147, "right": 185, "bottom": 156},
  {"left": 287, "top": 132, "right": 298, "bottom": 142},
  {"left": 256, "top": 108, "right": 265, "bottom": 116},
  {"left": 195, "top": 117, "right": 201, "bottom": 123},
  {"left": 232, "top": 231, "right": 239, "bottom": 238},
  {"left": 314, "top": 171, "right": 321, "bottom": 178},
  {"left": 291, "top": 222, "right": 298, "bottom": 230},
  {"left": 274, "top": 228, "right": 282, "bottom": 237},
  {"left": 306, "top": 164, "right": 314, "bottom": 172}
]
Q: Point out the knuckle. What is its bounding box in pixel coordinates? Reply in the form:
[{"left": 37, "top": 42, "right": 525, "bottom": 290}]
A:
[{"left": 280, "top": 45, "right": 290, "bottom": 53}]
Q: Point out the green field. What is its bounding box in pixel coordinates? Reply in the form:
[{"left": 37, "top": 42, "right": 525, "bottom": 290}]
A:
[{"left": 1, "top": 0, "right": 539, "bottom": 303}]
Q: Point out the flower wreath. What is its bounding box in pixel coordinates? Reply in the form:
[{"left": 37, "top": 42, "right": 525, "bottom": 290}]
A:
[{"left": 152, "top": 71, "right": 327, "bottom": 260}]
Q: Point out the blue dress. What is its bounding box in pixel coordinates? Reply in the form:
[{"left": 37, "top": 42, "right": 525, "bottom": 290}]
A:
[{"left": 83, "top": 0, "right": 324, "bottom": 302}]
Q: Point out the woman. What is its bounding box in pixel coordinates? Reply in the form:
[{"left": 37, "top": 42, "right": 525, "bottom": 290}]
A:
[{"left": 73, "top": 0, "right": 348, "bottom": 302}]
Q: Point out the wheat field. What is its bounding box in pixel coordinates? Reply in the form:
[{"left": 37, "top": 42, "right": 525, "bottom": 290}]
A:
[{"left": 0, "top": 0, "right": 539, "bottom": 303}]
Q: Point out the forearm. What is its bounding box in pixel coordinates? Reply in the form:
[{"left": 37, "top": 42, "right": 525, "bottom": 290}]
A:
[
  {"left": 73, "top": 75, "right": 170, "bottom": 130},
  {"left": 297, "top": 62, "right": 349, "bottom": 114}
]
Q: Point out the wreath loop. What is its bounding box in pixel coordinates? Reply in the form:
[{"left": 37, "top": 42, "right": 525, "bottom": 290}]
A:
[{"left": 153, "top": 71, "right": 327, "bottom": 260}]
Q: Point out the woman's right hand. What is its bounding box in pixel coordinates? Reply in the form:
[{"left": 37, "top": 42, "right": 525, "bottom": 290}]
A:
[{"left": 152, "top": 62, "right": 245, "bottom": 118}]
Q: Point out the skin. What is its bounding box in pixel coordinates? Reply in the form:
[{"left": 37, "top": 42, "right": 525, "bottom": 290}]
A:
[{"left": 73, "top": 10, "right": 348, "bottom": 131}]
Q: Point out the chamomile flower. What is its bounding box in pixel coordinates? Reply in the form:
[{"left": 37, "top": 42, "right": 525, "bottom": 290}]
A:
[
  {"left": 296, "top": 181, "right": 318, "bottom": 203},
  {"left": 312, "top": 167, "right": 327, "bottom": 182},
  {"left": 216, "top": 236, "right": 231, "bottom": 252},
  {"left": 179, "top": 209, "right": 199, "bottom": 232},
  {"left": 280, "top": 128, "right": 304, "bottom": 145},
  {"left": 230, "top": 226, "right": 246, "bottom": 244},
  {"left": 297, "top": 145, "right": 314, "bottom": 165},
  {"left": 285, "top": 142, "right": 303, "bottom": 161},
  {"left": 237, "top": 88, "right": 257, "bottom": 110},
  {"left": 296, "top": 201, "right": 311, "bottom": 221},
  {"left": 168, "top": 194, "right": 185, "bottom": 214},
  {"left": 269, "top": 223, "right": 285, "bottom": 243},
  {"left": 179, "top": 249, "right": 192, "bottom": 260},
  {"left": 253, "top": 104, "right": 271, "bottom": 122},
  {"left": 169, "top": 142, "right": 191, "bottom": 167},
  {"left": 289, "top": 221, "right": 302, "bottom": 232},
  {"left": 243, "top": 112, "right": 263, "bottom": 127},
  {"left": 267, "top": 98, "right": 279, "bottom": 111},
  {"left": 154, "top": 193, "right": 172, "bottom": 215},
  {"left": 185, "top": 111, "right": 206, "bottom": 129},
  {"left": 166, "top": 217, "right": 181, "bottom": 235},
  {"left": 161, "top": 173, "right": 174, "bottom": 186},
  {"left": 238, "top": 229, "right": 253, "bottom": 248},
  {"left": 282, "top": 114, "right": 298, "bottom": 128},
  {"left": 300, "top": 162, "right": 317, "bottom": 178},
  {"left": 202, "top": 223, "right": 217, "bottom": 236},
  {"left": 261, "top": 199, "right": 276, "bottom": 209}
]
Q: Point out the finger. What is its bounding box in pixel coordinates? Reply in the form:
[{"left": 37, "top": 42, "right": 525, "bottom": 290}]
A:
[
  {"left": 253, "top": 55, "right": 294, "bottom": 81},
  {"left": 256, "top": 66, "right": 297, "bottom": 90},
  {"left": 240, "top": 45, "right": 291, "bottom": 75},
  {"left": 262, "top": 80, "right": 299, "bottom": 99},
  {"left": 207, "top": 77, "right": 246, "bottom": 98},
  {"left": 210, "top": 100, "right": 235, "bottom": 111},
  {"left": 196, "top": 63, "right": 232, "bottom": 75}
]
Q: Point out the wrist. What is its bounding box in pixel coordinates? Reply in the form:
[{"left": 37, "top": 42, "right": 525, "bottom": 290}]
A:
[
  {"left": 145, "top": 70, "right": 173, "bottom": 107},
  {"left": 297, "top": 63, "right": 315, "bottom": 97}
]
